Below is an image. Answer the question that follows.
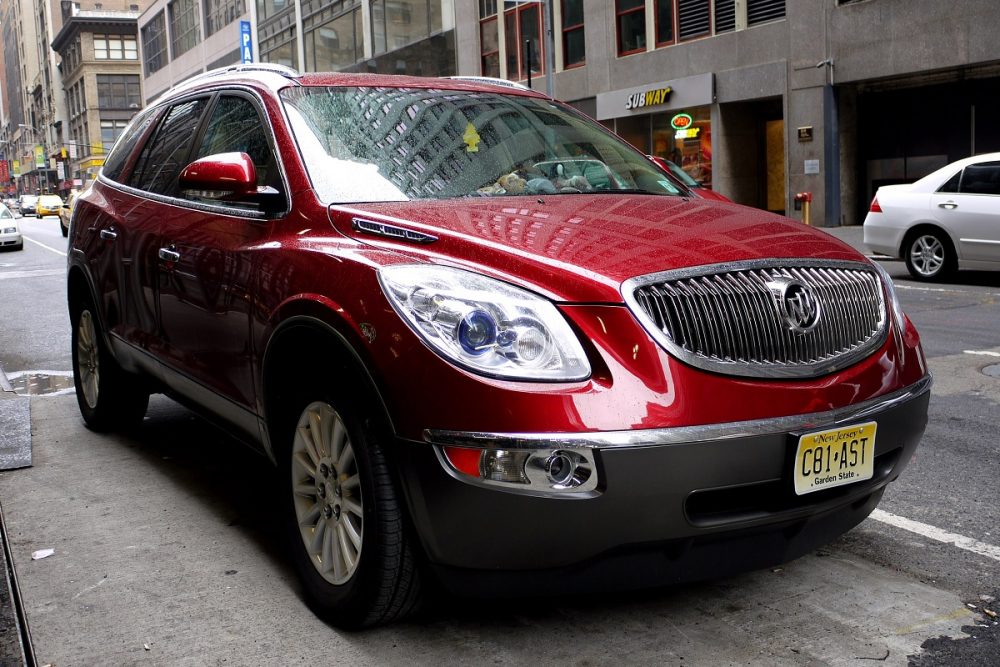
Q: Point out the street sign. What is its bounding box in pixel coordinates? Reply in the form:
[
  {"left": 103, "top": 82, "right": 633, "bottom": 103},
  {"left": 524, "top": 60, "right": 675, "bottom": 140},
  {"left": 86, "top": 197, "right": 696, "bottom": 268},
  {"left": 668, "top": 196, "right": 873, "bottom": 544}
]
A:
[{"left": 240, "top": 21, "right": 254, "bottom": 63}]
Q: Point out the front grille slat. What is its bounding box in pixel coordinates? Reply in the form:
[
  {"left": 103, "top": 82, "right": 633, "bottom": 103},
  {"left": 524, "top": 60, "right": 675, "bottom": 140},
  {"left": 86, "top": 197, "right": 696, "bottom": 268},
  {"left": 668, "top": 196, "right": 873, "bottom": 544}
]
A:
[{"left": 626, "top": 261, "right": 888, "bottom": 379}]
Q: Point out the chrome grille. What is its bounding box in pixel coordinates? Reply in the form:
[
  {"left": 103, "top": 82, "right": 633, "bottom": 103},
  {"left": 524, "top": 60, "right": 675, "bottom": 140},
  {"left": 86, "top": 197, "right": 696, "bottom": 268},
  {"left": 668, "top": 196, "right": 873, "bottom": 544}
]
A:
[{"left": 623, "top": 260, "right": 887, "bottom": 378}]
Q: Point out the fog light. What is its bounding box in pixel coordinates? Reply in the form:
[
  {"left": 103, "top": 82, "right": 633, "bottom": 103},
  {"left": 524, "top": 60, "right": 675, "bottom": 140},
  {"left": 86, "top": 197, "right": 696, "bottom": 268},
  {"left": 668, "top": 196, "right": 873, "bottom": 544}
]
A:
[
  {"left": 545, "top": 451, "right": 576, "bottom": 486},
  {"left": 481, "top": 449, "right": 530, "bottom": 483}
]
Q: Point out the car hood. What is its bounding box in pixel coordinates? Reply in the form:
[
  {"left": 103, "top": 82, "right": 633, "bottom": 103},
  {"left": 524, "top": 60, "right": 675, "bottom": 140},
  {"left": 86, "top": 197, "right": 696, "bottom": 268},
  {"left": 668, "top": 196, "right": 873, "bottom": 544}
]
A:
[{"left": 332, "top": 195, "right": 863, "bottom": 303}]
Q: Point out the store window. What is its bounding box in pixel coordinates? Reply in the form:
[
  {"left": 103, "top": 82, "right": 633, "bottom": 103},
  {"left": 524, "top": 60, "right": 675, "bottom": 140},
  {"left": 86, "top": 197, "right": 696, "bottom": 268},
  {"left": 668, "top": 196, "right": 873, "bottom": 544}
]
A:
[
  {"left": 562, "top": 0, "right": 584, "bottom": 67},
  {"left": 616, "top": 0, "right": 645, "bottom": 55},
  {"left": 504, "top": 2, "right": 543, "bottom": 82},
  {"left": 616, "top": 107, "right": 713, "bottom": 189}
]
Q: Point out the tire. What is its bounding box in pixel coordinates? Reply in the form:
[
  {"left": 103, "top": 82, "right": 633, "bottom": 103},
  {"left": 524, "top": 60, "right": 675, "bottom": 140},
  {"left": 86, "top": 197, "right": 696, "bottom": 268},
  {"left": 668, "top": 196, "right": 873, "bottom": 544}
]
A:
[
  {"left": 71, "top": 300, "right": 149, "bottom": 431},
  {"left": 279, "top": 379, "right": 421, "bottom": 629},
  {"left": 60, "top": 222, "right": 69, "bottom": 237},
  {"left": 904, "top": 229, "right": 955, "bottom": 281}
]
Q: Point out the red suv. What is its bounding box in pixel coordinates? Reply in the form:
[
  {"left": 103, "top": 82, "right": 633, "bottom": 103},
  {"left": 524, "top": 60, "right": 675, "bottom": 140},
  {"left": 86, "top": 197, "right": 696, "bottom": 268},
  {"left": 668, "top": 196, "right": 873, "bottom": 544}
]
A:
[{"left": 67, "top": 65, "right": 930, "bottom": 628}]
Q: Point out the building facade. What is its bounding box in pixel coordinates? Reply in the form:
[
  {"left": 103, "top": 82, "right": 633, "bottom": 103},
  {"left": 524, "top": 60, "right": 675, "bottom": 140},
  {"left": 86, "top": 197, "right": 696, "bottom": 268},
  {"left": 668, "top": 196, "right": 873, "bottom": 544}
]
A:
[
  {"left": 138, "top": 0, "right": 249, "bottom": 104},
  {"left": 52, "top": 1, "right": 144, "bottom": 190},
  {"left": 458, "top": 0, "right": 1000, "bottom": 226}
]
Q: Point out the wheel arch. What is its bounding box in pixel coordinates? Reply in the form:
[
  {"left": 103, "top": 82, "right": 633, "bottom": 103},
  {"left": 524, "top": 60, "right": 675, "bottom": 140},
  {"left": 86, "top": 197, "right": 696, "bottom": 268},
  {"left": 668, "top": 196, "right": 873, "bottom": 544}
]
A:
[
  {"left": 260, "top": 310, "right": 396, "bottom": 465},
  {"left": 900, "top": 222, "right": 960, "bottom": 261}
]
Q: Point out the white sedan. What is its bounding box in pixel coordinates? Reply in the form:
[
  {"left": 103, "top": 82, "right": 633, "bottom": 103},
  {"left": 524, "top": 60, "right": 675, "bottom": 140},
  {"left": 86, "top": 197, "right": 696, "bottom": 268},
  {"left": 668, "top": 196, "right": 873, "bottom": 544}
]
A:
[
  {"left": 0, "top": 203, "right": 22, "bottom": 251},
  {"left": 864, "top": 152, "right": 1000, "bottom": 281}
]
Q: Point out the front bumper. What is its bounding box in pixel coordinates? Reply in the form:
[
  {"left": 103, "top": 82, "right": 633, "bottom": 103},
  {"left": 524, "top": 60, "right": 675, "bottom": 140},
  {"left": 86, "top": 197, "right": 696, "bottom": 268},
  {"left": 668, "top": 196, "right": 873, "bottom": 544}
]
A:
[{"left": 392, "top": 374, "right": 931, "bottom": 595}]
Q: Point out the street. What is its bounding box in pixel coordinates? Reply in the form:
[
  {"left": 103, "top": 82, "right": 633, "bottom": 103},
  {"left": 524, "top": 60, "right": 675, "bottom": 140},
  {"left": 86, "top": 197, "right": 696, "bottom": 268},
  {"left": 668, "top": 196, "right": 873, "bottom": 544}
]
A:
[{"left": 0, "top": 216, "right": 998, "bottom": 665}]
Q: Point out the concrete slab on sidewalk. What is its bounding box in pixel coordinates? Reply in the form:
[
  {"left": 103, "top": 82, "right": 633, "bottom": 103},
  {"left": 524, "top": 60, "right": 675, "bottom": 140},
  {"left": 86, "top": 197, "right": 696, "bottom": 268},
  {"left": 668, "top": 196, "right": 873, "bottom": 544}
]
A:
[{"left": 0, "top": 367, "right": 31, "bottom": 470}]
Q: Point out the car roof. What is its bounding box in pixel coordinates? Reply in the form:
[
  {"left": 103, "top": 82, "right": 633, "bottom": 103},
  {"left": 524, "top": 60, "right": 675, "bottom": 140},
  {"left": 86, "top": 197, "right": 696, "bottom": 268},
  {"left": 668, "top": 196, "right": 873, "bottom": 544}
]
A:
[{"left": 160, "top": 64, "right": 548, "bottom": 103}]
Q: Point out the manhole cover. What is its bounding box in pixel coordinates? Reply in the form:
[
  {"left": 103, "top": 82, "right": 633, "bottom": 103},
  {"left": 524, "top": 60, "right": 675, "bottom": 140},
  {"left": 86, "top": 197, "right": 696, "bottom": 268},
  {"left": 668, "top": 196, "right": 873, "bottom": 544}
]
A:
[
  {"left": 984, "top": 364, "right": 1000, "bottom": 379},
  {"left": 6, "top": 371, "right": 75, "bottom": 396}
]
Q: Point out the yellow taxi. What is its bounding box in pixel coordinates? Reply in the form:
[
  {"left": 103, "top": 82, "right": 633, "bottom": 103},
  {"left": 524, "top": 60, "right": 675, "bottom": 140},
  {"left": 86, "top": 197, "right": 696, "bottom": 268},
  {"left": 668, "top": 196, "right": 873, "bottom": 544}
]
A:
[{"left": 36, "top": 194, "right": 64, "bottom": 218}]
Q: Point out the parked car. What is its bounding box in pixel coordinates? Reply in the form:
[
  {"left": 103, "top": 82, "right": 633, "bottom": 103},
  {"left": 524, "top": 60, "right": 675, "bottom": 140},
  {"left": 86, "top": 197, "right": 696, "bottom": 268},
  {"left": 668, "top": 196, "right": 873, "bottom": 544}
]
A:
[
  {"left": 0, "top": 203, "right": 23, "bottom": 251},
  {"left": 67, "top": 65, "right": 930, "bottom": 629},
  {"left": 36, "top": 194, "right": 64, "bottom": 218},
  {"left": 59, "top": 190, "right": 79, "bottom": 237},
  {"left": 18, "top": 194, "right": 38, "bottom": 216},
  {"left": 864, "top": 152, "right": 1000, "bottom": 281},
  {"left": 648, "top": 155, "right": 732, "bottom": 202}
]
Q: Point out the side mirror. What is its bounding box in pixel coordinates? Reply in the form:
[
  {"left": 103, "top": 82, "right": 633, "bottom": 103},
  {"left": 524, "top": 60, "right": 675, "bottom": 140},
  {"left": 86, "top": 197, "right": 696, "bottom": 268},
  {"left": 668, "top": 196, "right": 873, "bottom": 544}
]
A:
[{"left": 179, "top": 152, "right": 258, "bottom": 197}]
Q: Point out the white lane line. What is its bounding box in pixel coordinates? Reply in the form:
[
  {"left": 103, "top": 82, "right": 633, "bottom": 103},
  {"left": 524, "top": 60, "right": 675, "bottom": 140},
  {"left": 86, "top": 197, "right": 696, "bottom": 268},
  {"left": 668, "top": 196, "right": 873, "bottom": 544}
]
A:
[
  {"left": 964, "top": 350, "right": 1000, "bottom": 357},
  {"left": 895, "top": 283, "right": 1000, "bottom": 297},
  {"left": 0, "top": 268, "right": 64, "bottom": 280},
  {"left": 870, "top": 509, "right": 1000, "bottom": 562},
  {"left": 22, "top": 235, "right": 68, "bottom": 257}
]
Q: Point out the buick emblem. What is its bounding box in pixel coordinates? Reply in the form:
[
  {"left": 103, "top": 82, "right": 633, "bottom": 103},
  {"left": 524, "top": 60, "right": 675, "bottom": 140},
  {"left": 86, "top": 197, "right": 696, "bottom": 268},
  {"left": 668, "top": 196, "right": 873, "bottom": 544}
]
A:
[{"left": 769, "top": 277, "right": 821, "bottom": 332}]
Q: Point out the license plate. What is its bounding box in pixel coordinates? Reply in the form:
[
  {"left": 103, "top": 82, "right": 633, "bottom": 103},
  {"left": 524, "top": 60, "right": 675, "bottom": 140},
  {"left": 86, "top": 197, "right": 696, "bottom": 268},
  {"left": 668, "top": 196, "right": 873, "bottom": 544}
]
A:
[{"left": 793, "top": 422, "right": 877, "bottom": 496}]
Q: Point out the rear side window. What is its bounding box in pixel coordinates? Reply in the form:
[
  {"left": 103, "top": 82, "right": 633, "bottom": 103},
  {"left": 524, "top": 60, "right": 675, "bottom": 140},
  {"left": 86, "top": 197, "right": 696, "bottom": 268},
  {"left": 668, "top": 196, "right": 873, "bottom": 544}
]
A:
[
  {"left": 102, "top": 107, "right": 160, "bottom": 182},
  {"left": 128, "top": 97, "right": 210, "bottom": 196},
  {"left": 958, "top": 161, "right": 1000, "bottom": 195}
]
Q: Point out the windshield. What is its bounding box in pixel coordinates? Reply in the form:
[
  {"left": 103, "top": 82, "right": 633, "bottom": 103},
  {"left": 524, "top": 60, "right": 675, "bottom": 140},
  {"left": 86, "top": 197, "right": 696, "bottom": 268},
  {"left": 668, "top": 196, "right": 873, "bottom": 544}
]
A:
[{"left": 282, "top": 87, "right": 683, "bottom": 203}]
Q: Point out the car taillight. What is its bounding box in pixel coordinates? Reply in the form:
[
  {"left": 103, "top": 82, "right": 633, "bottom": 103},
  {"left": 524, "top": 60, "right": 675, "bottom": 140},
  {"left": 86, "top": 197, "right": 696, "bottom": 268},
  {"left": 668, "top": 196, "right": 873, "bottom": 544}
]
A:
[{"left": 869, "top": 196, "right": 882, "bottom": 213}]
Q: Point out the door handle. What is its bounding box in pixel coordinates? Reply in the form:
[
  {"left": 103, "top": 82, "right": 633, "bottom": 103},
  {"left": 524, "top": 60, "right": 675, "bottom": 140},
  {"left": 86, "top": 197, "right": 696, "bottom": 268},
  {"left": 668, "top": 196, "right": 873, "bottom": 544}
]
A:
[
  {"left": 99, "top": 229, "right": 117, "bottom": 240},
  {"left": 938, "top": 202, "right": 958, "bottom": 210},
  {"left": 159, "top": 247, "right": 180, "bottom": 262}
]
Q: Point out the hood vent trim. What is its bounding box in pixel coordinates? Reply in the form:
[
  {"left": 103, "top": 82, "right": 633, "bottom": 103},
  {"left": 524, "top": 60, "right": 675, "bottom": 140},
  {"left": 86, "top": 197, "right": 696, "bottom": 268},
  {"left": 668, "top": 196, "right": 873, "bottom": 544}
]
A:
[{"left": 352, "top": 218, "right": 438, "bottom": 244}]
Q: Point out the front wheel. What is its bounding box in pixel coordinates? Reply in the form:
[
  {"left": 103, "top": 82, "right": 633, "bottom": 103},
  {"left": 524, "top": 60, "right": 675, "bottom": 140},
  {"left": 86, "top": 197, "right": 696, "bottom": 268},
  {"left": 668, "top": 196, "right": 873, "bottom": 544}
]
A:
[
  {"left": 71, "top": 301, "right": 149, "bottom": 431},
  {"left": 904, "top": 230, "right": 955, "bottom": 281},
  {"left": 280, "top": 388, "right": 420, "bottom": 629}
]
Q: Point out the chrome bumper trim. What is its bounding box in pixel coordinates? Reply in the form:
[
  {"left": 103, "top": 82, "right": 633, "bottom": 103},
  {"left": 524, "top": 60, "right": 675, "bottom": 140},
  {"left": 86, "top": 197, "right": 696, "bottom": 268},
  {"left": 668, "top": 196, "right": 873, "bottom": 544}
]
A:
[{"left": 424, "top": 374, "right": 932, "bottom": 450}]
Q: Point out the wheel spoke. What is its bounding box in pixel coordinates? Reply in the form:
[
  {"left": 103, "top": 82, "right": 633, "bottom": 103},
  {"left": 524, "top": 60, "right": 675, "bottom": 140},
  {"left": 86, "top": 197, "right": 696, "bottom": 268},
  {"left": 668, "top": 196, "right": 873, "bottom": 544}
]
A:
[
  {"left": 331, "top": 419, "right": 346, "bottom": 463},
  {"left": 337, "top": 440, "right": 355, "bottom": 472},
  {"left": 342, "top": 514, "right": 362, "bottom": 551},
  {"left": 342, "top": 497, "right": 363, "bottom": 520},
  {"left": 293, "top": 482, "right": 316, "bottom": 498},
  {"left": 341, "top": 473, "right": 360, "bottom": 491},
  {"left": 321, "top": 521, "right": 335, "bottom": 574},
  {"left": 296, "top": 426, "right": 321, "bottom": 469},
  {"left": 293, "top": 450, "right": 316, "bottom": 478},
  {"left": 308, "top": 410, "right": 326, "bottom": 458},
  {"left": 298, "top": 502, "right": 320, "bottom": 528},
  {"left": 330, "top": 526, "right": 346, "bottom": 582},
  {"left": 310, "top": 517, "right": 327, "bottom": 554},
  {"left": 337, "top": 523, "right": 357, "bottom": 571}
]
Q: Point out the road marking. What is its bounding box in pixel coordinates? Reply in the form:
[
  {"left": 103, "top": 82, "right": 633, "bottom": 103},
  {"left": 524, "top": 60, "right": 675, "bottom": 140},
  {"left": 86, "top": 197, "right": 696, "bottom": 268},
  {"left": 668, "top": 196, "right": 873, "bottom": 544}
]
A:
[
  {"left": 870, "top": 509, "right": 1000, "bottom": 562},
  {"left": 964, "top": 350, "right": 1000, "bottom": 357},
  {"left": 895, "top": 283, "right": 1000, "bottom": 297},
  {"left": 22, "top": 235, "right": 67, "bottom": 257},
  {"left": 0, "top": 268, "right": 64, "bottom": 280}
]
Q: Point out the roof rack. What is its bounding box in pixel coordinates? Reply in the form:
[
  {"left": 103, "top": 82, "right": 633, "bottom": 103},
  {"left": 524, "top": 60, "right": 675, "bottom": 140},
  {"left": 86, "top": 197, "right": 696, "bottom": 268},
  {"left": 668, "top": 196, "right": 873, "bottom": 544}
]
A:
[
  {"left": 446, "top": 76, "right": 533, "bottom": 92},
  {"left": 163, "top": 63, "right": 301, "bottom": 98}
]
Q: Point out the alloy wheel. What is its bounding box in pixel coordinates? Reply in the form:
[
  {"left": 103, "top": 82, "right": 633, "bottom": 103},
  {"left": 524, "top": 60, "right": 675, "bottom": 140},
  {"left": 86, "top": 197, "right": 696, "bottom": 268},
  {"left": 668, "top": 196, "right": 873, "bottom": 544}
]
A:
[
  {"left": 291, "top": 401, "right": 363, "bottom": 585},
  {"left": 76, "top": 310, "right": 100, "bottom": 409},
  {"left": 909, "top": 234, "right": 945, "bottom": 277}
]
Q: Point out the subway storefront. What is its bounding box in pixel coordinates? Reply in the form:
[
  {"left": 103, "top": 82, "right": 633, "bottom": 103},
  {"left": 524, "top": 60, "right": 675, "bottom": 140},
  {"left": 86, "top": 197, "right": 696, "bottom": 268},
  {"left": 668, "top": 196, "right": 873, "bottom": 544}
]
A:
[{"left": 595, "top": 74, "right": 716, "bottom": 191}]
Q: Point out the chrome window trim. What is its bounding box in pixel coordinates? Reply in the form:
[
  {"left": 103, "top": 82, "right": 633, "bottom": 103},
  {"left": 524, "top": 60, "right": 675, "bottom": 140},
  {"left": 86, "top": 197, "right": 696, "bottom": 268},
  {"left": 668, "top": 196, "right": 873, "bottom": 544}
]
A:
[
  {"left": 621, "top": 259, "right": 888, "bottom": 379},
  {"left": 424, "top": 374, "right": 931, "bottom": 451}
]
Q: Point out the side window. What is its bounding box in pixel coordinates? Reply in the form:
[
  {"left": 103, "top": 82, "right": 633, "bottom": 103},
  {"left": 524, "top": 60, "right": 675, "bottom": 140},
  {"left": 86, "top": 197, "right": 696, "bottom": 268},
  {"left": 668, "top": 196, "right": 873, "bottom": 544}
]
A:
[
  {"left": 937, "top": 170, "right": 961, "bottom": 194},
  {"left": 958, "top": 161, "right": 1000, "bottom": 195},
  {"left": 192, "top": 95, "right": 281, "bottom": 191},
  {"left": 128, "top": 97, "right": 209, "bottom": 196},
  {"left": 102, "top": 106, "right": 161, "bottom": 182}
]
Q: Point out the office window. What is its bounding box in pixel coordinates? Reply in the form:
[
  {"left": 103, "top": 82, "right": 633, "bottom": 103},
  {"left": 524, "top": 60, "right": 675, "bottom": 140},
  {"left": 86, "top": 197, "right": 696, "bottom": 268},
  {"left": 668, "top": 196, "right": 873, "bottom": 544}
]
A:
[
  {"left": 370, "top": 0, "right": 441, "bottom": 56},
  {"left": 562, "top": 0, "right": 584, "bottom": 67},
  {"left": 204, "top": 0, "right": 245, "bottom": 37},
  {"left": 169, "top": 0, "right": 201, "bottom": 58},
  {"left": 504, "top": 1, "right": 543, "bottom": 82},
  {"left": 655, "top": 0, "right": 673, "bottom": 45},
  {"left": 142, "top": 12, "right": 168, "bottom": 74},
  {"left": 100, "top": 119, "right": 130, "bottom": 147},
  {"left": 747, "top": 0, "right": 785, "bottom": 26},
  {"left": 97, "top": 75, "right": 142, "bottom": 110},
  {"left": 616, "top": 0, "right": 645, "bottom": 55},
  {"left": 94, "top": 34, "right": 138, "bottom": 59},
  {"left": 677, "top": 0, "right": 710, "bottom": 40},
  {"left": 305, "top": 7, "right": 362, "bottom": 71}
]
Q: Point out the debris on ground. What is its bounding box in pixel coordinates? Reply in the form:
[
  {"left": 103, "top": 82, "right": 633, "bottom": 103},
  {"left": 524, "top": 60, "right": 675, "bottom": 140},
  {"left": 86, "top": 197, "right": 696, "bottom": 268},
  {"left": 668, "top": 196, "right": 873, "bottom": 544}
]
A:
[{"left": 30, "top": 549, "right": 54, "bottom": 560}]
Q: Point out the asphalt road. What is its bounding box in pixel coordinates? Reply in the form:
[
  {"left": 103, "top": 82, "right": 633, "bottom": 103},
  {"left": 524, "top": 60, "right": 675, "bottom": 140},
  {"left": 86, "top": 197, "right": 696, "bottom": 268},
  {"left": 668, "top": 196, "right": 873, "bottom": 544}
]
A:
[{"left": 0, "top": 217, "right": 997, "bottom": 665}]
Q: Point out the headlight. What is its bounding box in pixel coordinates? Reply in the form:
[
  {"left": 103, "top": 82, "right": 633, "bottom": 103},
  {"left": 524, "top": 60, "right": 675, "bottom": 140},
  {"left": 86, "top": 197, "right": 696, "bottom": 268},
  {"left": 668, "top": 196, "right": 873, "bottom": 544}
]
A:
[
  {"left": 378, "top": 264, "right": 591, "bottom": 381},
  {"left": 872, "top": 261, "right": 906, "bottom": 354}
]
